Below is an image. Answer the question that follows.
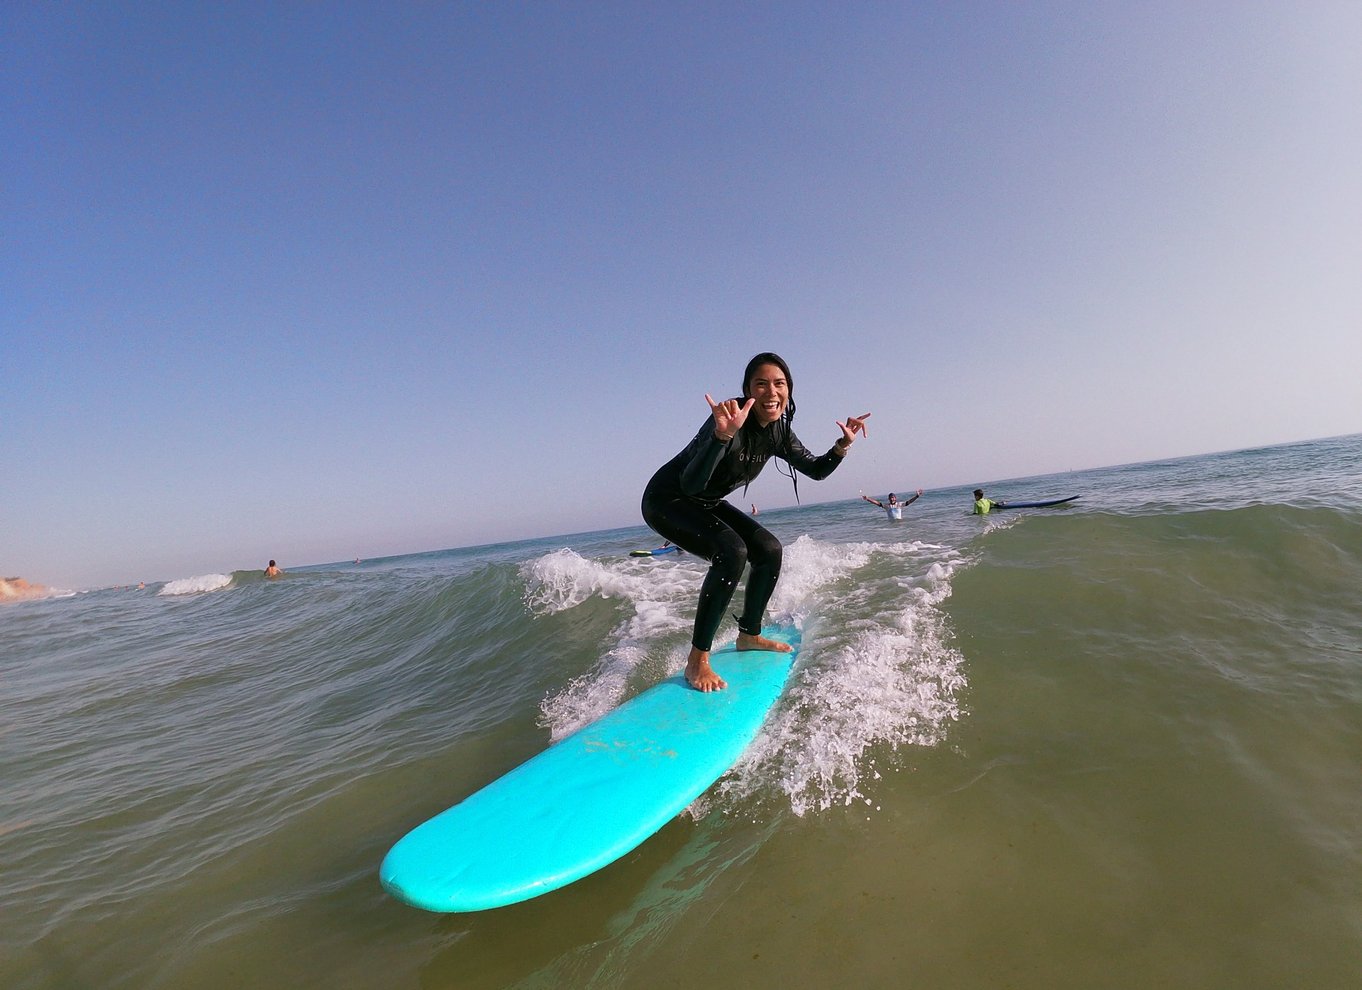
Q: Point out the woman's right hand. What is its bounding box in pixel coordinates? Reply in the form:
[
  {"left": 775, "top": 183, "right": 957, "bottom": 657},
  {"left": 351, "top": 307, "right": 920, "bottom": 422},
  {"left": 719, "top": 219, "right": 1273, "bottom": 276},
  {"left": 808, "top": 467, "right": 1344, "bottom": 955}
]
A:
[{"left": 706, "top": 394, "right": 754, "bottom": 439}]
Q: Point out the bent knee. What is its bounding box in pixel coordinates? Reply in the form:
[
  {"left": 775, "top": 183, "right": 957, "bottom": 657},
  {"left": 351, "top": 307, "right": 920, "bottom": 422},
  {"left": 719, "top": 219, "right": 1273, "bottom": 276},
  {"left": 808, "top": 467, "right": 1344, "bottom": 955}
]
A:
[
  {"left": 712, "top": 535, "right": 748, "bottom": 575},
  {"left": 750, "top": 533, "right": 782, "bottom": 566}
]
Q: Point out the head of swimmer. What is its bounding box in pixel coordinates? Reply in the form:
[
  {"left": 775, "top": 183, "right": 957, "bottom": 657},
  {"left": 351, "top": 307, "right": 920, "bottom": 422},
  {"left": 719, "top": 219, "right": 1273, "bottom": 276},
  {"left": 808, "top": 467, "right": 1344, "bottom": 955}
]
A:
[{"left": 742, "top": 352, "right": 794, "bottom": 427}]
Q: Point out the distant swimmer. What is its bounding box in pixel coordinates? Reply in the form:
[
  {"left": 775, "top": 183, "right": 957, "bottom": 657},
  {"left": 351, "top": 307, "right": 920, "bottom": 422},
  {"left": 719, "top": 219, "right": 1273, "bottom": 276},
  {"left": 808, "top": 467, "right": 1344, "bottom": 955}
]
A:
[
  {"left": 972, "top": 489, "right": 996, "bottom": 515},
  {"left": 264, "top": 560, "right": 282, "bottom": 578},
  {"left": 861, "top": 489, "right": 923, "bottom": 521},
  {"left": 642, "top": 351, "right": 870, "bottom": 692}
]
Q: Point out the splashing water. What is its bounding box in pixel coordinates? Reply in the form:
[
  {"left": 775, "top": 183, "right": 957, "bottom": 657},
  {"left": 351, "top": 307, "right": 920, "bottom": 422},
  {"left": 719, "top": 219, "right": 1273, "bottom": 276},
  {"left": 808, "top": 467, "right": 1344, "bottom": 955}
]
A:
[{"left": 521, "top": 534, "right": 970, "bottom": 813}]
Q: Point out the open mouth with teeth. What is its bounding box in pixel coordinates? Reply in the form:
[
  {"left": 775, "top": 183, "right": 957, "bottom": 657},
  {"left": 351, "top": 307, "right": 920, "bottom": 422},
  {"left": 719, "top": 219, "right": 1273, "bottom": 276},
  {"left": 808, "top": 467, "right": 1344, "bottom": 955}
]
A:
[{"left": 753, "top": 397, "right": 785, "bottom": 424}]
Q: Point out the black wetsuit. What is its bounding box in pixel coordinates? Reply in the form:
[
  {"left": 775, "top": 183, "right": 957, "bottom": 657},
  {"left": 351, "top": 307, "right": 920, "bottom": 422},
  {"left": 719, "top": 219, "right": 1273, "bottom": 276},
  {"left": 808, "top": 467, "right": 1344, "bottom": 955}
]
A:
[{"left": 641, "top": 414, "right": 846, "bottom": 651}]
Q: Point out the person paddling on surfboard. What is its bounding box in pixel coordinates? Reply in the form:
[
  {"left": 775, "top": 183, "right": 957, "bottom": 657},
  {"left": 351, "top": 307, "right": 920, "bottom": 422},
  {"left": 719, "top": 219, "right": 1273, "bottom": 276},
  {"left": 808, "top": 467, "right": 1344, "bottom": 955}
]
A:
[
  {"left": 862, "top": 489, "right": 923, "bottom": 520},
  {"left": 642, "top": 352, "right": 870, "bottom": 692}
]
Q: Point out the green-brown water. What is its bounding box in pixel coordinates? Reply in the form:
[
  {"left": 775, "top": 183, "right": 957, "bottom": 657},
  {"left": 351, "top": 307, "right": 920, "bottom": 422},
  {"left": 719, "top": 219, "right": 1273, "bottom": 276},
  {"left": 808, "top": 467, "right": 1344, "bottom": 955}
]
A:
[{"left": 5, "top": 435, "right": 1361, "bottom": 988}]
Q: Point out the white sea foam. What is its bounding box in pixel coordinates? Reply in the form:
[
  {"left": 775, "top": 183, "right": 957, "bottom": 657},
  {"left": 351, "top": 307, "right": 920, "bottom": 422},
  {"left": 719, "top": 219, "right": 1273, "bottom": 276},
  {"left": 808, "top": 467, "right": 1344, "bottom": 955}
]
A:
[
  {"left": 525, "top": 535, "right": 971, "bottom": 814},
  {"left": 522, "top": 548, "right": 660, "bottom": 612},
  {"left": 524, "top": 549, "right": 698, "bottom": 739},
  {"left": 158, "top": 574, "right": 233, "bottom": 596},
  {"left": 704, "top": 536, "right": 969, "bottom": 816},
  {"left": 982, "top": 513, "right": 1024, "bottom": 535}
]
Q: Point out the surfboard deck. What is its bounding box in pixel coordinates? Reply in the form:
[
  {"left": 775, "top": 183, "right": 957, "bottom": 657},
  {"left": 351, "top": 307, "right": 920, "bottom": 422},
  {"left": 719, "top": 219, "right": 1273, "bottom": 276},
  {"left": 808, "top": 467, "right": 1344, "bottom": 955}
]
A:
[
  {"left": 379, "top": 626, "right": 800, "bottom": 913},
  {"left": 996, "top": 495, "right": 1080, "bottom": 509}
]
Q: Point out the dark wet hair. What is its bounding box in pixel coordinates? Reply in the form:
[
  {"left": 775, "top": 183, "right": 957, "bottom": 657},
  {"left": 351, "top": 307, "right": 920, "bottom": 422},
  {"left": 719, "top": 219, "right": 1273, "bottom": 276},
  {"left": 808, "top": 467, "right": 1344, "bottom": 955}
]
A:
[{"left": 973, "top": 490, "right": 984, "bottom": 500}]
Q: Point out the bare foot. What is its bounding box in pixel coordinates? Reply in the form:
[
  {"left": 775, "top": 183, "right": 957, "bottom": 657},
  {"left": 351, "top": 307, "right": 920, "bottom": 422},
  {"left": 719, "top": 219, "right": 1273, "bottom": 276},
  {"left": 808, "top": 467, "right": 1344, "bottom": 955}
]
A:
[
  {"left": 685, "top": 647, "right": 727, "bottom": 692},
  {"left": 736, "top": 631, "right": 793, "bottom": 653}
]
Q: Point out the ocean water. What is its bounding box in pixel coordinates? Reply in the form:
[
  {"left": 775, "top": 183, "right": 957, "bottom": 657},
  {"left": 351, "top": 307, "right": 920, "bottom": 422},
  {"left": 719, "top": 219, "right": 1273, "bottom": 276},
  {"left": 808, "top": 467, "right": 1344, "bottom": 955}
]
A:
[{"left": 4, "top": 434, "right": 1361, "bottom": 989}]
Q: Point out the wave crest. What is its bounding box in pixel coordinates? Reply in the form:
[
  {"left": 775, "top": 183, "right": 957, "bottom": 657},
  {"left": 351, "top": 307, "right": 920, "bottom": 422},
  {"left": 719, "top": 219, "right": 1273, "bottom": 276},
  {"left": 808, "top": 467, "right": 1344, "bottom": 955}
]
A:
[{"left": 158, "top": 574, "right": 233, "bottom": 596}]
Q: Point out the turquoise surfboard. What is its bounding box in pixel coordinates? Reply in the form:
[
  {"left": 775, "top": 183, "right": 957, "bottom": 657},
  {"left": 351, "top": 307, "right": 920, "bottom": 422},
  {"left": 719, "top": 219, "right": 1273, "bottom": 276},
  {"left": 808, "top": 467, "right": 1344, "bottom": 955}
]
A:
[{"left": 380, "top": 626, "right": 799, "bottom": 912}]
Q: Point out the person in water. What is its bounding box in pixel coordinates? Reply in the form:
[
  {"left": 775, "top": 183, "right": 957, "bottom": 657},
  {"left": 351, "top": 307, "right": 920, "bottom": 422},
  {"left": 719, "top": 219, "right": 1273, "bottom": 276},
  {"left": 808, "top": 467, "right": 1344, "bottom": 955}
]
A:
[
  {"left": 264, "top": 560, "right": 281, "bottom": 578},
  {"left": 861, "top": 489, "right": 923, "bottom": 520},
  {"left": 972, "top": 489, "right": 997, "bottom": 515},
  {"left": 642, "top": 351, "right": 870, "bottom": 692}
]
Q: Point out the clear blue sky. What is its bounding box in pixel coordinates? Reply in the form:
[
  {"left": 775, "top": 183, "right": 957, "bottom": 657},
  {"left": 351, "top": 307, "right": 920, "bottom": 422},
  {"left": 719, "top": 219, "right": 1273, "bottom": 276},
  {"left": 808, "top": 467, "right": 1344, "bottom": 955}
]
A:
[{"left": 5, "top": 2, "right": 1360, "bottom": 589}]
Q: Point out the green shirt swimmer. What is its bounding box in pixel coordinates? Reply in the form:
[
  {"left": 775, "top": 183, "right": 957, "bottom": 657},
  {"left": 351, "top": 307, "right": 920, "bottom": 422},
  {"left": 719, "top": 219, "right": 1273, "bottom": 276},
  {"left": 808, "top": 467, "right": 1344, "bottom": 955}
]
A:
[{"left": 972, "top": 489, "right": 995, "bottom": 515}]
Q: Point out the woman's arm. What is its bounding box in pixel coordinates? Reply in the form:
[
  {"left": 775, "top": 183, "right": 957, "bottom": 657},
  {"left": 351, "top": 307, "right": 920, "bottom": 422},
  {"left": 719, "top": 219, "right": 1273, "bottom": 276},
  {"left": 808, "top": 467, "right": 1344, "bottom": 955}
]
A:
[
  {"left": 784, "top": 430, "right": 847, "bottom": 481},
  {"left": 677, "top": 417, "right": 731, "bottom": 495},
  {"left": 677, "top": 394, "right": 755, "bottom": 495}
]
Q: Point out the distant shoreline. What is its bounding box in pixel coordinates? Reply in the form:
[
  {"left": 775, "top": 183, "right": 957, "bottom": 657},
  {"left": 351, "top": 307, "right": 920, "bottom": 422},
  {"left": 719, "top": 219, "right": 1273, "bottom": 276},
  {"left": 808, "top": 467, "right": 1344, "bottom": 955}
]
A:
[{"left": 1, "top": 577, "right": 50, "bottom": 602}]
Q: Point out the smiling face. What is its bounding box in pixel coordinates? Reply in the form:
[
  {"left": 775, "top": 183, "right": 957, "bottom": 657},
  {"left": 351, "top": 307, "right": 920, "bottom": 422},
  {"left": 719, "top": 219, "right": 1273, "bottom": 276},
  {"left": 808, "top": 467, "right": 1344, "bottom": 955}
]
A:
[{"left": 745, "top": 362, "right": 790, "bottom": 426}]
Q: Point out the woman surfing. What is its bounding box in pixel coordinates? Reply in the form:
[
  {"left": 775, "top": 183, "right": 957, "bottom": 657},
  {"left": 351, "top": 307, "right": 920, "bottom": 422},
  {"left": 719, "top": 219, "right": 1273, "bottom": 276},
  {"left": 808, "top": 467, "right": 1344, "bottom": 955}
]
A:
[{"left": 641, "top": 352, "right": 870, "bottom": 691}]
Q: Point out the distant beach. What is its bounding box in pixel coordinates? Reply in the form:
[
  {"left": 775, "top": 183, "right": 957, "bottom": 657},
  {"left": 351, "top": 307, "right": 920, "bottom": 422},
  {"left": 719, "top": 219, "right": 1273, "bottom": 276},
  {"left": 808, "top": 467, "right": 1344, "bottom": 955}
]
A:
[{"left": 0, "top": 577, "right": 49, "bottom": 602}]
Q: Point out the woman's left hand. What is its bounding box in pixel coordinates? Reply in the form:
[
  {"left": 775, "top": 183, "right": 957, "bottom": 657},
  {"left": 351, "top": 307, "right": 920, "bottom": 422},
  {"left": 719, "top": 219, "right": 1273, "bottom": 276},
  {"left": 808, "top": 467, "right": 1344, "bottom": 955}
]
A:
[{"left": 837, "top": 412, "right": 872, "bottom": 443}]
